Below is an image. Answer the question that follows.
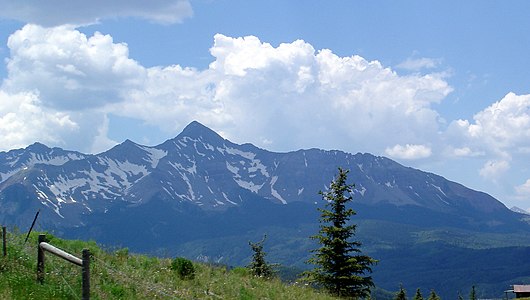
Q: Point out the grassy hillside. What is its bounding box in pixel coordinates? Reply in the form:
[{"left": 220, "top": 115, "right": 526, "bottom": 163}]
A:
[{"left": 0, "top": 229, "right": 340, "bottom": 300}]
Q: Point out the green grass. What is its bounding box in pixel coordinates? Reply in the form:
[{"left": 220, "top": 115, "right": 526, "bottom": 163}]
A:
[{"left": 0, "top": 229, "right": 339, "bottom": 299}]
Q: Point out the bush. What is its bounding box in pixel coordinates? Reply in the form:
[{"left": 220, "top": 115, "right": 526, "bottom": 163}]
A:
[
  {"left": 171, "top": 257, "right": 196, "bottom": 280},
  {"left": 115, "top": 247, "right": 129, "bottom": 260},
  {"left": 231, "top": 267, "right": 249, "bottom": 277}
]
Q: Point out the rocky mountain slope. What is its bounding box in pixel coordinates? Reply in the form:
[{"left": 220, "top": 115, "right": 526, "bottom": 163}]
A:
[{"left": 0, "top": 121, "right": 520, "bottom": 230}]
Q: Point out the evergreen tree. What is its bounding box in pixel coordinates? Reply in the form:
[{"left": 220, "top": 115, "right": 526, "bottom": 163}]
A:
[
  {"left": 457, "top": 291, "right": 464, "bottom": 300},
  {"left": 395, "top": 285, "right": 407, "bottom": 300},
  {"left": 247, "top": 235, "right": 274, "bottom": 278},
  {"left": 413, "top": 288, "right": 424, "bottom": 300},
  {"left": 469, "top": 286, "right": 476, "bottom": 300},
  {"left": 306, "top": 168, "right": 376, "bottom": 298},
  {"left": 427, "top": 290, "right": 440, "bottom": 300}
]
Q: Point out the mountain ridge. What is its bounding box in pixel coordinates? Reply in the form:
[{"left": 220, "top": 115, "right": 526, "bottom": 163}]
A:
[{"left": 0, "top": 120, "right": 520, "bottom": 227}]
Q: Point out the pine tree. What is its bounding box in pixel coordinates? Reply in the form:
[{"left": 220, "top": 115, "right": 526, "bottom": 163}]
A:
[
  {"left": 427, "top": 290, "right": 440, "bottom": 300},
  {"left": 469, "top": 285, "right": 477, "bottom": 300},
  {"left": 395, "top": 285, "right": 407, "bottom": 300},
  {"left": 306, "top": 168, "right": 376, "bottom": 298},
  {"left": 247, "top": 235, "right": 274, "bottom": 278},
  {"left": 413, "top": 288, "right": 424, "bottom": 300}
]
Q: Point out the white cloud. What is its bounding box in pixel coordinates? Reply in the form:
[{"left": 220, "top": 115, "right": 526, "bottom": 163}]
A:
[
  {"left": 3, "top": 24, "right": 145, "bottom": 110},
  {"left": 1, "top": 28, "right": 454, "bottom": 155},
  {"left": 479, "top": 160, "right": 510, "bottom": 181},
  {"left": 0, "top": 90, "right": 78, "bottom": 149},
  {"left": 446, "top": 92, "right": 530, "bottom": 184},
  {"left": 450, "top": 93, "right": 530, "bottom": 152},
  {"left": 452, "top": 147, "right": 476, "bottom": 157},
  {"left": 385, "top": 144, "right": 432, "bottom": 160},
  {"left": 515, "top": 179, "right": 530, "bottom": 200},
  {"left": 0, "top": 0, "right": 192, "bottom": 26},
  {"left": 396, "top": 57, "right": 441, "bottom": 71}
]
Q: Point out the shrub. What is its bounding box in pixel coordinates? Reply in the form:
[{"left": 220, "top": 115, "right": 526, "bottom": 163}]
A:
[
  {"left": 231, "top": 267, "right": 249, "bottom": 277},
  {"left": 171, "top": 257, "right": 196, "bottom": 280},
  {"left": 115, "top": 247, "right": 129, "bottom": 260}
]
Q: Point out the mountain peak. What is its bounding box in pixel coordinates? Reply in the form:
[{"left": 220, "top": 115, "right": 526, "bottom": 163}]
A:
[
  {"left": 178, "top": 121, "right": 224, "bottom": 142},
  {"left": 26, "top": 142, "right": 51, "bottom": 152}
]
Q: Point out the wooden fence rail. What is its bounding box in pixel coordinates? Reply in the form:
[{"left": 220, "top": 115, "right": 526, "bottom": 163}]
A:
[{"left": 37, "top": 234, "right": 90, "bottom": 300}]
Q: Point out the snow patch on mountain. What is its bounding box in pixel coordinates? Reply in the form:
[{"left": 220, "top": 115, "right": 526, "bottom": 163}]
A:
[
  {"left": 34, "top": 184, "right": 64, "bottom": 218},
  {"left": 222, "top": 192, "right": 238, "bottom": 205},
  {"left": 99, "top": 158, "right": 150, "bottom": 188},
  {"left": 226, "top": 162, "right": 239, "bottom": 176},
  {"left": 270, "top": 176, "right": 287, "bottom": 204},
  {"left": 235, "top": 179, "right": 264, "bottom": 193},
  {"left": 298, "top": 187, "right": 304, "bottom": 195},
  {"left": 358, "top": 185, "right": 367, "bottom": 196},
  {"left": 138, "top": 146, "right": 167, "bottom": 168},
  {"left": 431, "top": 183, "right": 447, "bottom": 197}
]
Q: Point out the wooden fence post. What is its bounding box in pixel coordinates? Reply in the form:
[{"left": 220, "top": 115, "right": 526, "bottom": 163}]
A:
[
  {"left": 82, "top": 249, "right": 90, "bottom": 300},
  {"left": 2, "top": 226, "right": 6, "bottom": 257},
  {"left": 37, "top": 234, "right": 46, "bottom": 283},
  {"left": 36, "top": 235, "right": 91, "bottom": 299}
]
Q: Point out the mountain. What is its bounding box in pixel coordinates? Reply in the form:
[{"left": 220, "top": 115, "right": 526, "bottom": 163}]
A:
[
  {"left": 1, "top": 121, "right": 529, "bottom": 298},
  {"left": 0, "top": 121, "right": 518, "bottom": 228},
  {"left": 511, "top": 206, "right": 530, "bottom": 215}
]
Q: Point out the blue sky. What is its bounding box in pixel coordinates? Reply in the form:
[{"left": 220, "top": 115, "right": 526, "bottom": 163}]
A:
[{"left": 0, "top": 1, "right": 529, "bottom": 210}]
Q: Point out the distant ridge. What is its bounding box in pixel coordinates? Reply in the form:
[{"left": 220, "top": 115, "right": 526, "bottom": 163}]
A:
[{"left": 511, "top": 206, "right": 530, "bottom": 215}]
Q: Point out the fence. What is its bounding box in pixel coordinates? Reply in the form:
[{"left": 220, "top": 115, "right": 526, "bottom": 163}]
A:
[
  {"left": 1, "top": 227, "right": 181, "bottom": 299},
  {"left": 37, "top": 234, "right": 91, "bottom": 300}
]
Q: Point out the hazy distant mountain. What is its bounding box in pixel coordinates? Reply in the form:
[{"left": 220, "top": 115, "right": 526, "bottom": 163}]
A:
[
  {"left": 1, "top": 121, "right": 529, "bottom": 298},
  {"left": 511, "top": 206, "right": 530, "bottom": 215}
]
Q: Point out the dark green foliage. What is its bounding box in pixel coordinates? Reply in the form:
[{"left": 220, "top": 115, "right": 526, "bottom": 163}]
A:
[
  {"left": 469, "top": 285, "right": 476, "bottom": 300},
  {"left": 427, "top": 290, "right": 440, "bottom": 300},
  {"left": 171, "top": 257, "right": 196, "bottom": 279},
  {"left": 413, "top": 288, "right": 424, "bottom": 300},
  {"left": 395, "top": 285, "right": 407, "bottom": 300},
  {"left": 247, "top": 235, "right": 275, "bottom": 278},
  {"left": 306, "top": 168, "right": 377, "bottom": 298}
]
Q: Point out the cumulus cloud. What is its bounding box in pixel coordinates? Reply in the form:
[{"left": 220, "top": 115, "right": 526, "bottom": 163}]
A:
[
  {"left": 2, "top": 27, "right": 454, "bottom": 155},
  {"left": 0, "top": 0, "right": 192, "bottom": 26},
  {"left": 451, "top": 146, "right": 484, "bottom": 157},
  {"left": 385, "top": 144, "right": 432, "bottom": 160},
  {"left": 479, "top": 160, "right": 510, "bottom": 181},
  {"left": 0, "top": 90, "right": 78, "bottom": 149},
  {"left": 201, "top": 34, "right": 452, "bottom": 152},
  {"left": 450, "top": 93, "right": 530, "bottom": 152},
  {"left": 515, "top": 179, "right": 530, "bottom": 200},
  {"left": 446, "top": 92, "right": 530, "bottom": 184},
  {"left": 109, "top": 33, "right": 454, "bottom": 154},
  {"left": 3, "top": 25, "right": 145, "bottom": 110},
  {"left": 396, "top": 57, "right": 442, "bottom": 71}
]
